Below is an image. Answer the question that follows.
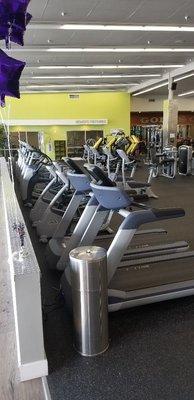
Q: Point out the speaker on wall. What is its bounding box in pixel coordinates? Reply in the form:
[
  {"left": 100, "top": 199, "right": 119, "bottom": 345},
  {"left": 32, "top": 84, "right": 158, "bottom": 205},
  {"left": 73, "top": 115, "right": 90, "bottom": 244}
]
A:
[{"left": 171, "top": 82, "right": 177, "bottom": 91}]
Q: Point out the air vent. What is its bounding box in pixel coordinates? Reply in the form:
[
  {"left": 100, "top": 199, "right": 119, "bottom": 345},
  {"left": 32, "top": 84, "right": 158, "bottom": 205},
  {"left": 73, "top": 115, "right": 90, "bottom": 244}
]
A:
[
  {"left": 68, "top": 94, "right": 80, "bottom": 99},
  {"left": 148, "top": 98, "right": 155, "bottom": 102}
]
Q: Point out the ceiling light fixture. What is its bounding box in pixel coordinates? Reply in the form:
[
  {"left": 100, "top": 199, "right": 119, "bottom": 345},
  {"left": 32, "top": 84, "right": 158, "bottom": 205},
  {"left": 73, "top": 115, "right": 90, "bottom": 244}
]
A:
[
  {"left": 25, "top": 83, "right": 135, "bottom": 89},
  {"left": 133, "top": 82, "right": 168, "bottom": 96},
  {"left": 132, "top": 72, "right": 194, "bottom": 96},
  {"left": 57, "top": 23, "right": 194, "bottom": 32},
  {"left": 46, "top": 47, "right": 194, "bottom": 53},
  {"left": 174, "top": 73, "right": 194, "bottom": 82},
  {"left": 25, "top": 74, "right": 161, "bottom": 79},
  {"left": 21, "top": 89, "right": 128, "bottom": 94},
  {"left": 178, "top": 90, "right": 194, "bottom": 96},
  {"left": 35, "top": 64, "right": 183, "bottom": 70}
]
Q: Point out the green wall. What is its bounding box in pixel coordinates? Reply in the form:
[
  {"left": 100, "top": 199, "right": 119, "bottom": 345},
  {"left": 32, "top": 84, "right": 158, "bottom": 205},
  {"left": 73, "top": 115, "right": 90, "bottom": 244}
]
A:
[{"left": 7, "top": 91, "right": 130, "bottom": 159}]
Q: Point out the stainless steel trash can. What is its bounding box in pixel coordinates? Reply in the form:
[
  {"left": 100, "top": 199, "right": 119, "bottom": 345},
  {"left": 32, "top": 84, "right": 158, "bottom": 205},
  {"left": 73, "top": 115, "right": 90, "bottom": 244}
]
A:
[{"left": 69, "top": 246, "right": 109, "bottom": 356}]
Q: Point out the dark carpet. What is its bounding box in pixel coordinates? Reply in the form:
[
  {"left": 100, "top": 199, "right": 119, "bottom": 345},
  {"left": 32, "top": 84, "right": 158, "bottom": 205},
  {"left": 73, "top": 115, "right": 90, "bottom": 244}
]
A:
[{"left": 17, "top": 169, "right": 194, "bottom": 400}]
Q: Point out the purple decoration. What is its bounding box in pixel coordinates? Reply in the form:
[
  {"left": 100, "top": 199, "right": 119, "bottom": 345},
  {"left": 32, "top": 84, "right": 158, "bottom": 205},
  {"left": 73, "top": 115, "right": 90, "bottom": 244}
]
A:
[
  {"left": 0, "top": 49, "right": 25, "bottom": 106},
  {"left": 0, "top": 25, "right": 8, "bottom": 41},
  {"left": 0, "top": 0, "right": 32, "bottom": 47},
  {"left": 9, "top": 12, "right": 32, "bottom": 46},
  {"left": 14, "top": 11, "right": 32, "bottom": 29},
  {"left": 10, "top": 25, "right": 25, "bottom": 46},
  {"left": 5, "top": 13, "right": 32, "bottom": 47},
  {"left": 0, "top": 0, "right": 31, "bottom": 15}
]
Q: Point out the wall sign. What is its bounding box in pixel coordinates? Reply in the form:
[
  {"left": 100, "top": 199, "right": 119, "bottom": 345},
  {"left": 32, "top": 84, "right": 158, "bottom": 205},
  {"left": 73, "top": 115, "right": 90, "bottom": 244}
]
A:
[
  {"left": 5, "top": 119, "right": 108, "bottom": 126},
  {"left": 131, "top": 112, "right": 194, "bottom": 126},
  {"left": 74, "top": 119, "right": 108, "bottom": 125}
]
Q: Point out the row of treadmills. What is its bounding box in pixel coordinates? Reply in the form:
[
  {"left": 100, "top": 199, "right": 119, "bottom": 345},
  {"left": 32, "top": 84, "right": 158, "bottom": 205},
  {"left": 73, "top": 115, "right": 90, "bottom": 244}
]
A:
[{"left": 15, "top": 140, "right": 194, "bottom": 311}]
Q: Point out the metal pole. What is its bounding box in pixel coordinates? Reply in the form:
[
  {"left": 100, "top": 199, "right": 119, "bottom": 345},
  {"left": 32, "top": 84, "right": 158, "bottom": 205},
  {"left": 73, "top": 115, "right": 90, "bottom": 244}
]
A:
[{"left": 69, "top": 246, "right": 109, "bottom": 357}]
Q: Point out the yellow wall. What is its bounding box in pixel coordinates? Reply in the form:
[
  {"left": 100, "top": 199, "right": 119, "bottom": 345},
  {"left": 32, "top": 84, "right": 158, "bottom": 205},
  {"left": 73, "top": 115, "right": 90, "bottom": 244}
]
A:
[{"left": 7, "top": 91, "right": 130, "bottom": 159}]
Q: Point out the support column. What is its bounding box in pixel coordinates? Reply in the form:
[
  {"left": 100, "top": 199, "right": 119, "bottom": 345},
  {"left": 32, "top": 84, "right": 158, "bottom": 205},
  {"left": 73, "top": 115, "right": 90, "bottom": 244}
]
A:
[{"left": 163, "top": 78, "right": 178, "bottom": 147}]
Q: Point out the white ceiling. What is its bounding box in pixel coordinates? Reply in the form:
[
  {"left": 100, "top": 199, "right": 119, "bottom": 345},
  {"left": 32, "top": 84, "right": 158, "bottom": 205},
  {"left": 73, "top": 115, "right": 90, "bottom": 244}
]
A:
[
  {"left": 5, "top": 0, "right": 194, "bottom": 95},
  {"left": 28, "top": 0, "right": 194, "bottom": 23}
]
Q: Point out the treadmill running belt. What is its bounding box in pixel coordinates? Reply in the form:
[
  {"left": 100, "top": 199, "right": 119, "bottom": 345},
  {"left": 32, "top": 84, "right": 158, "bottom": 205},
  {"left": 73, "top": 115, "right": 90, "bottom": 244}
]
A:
[{"left": 110, "top": 257, "right": 194, "bottom": 292}]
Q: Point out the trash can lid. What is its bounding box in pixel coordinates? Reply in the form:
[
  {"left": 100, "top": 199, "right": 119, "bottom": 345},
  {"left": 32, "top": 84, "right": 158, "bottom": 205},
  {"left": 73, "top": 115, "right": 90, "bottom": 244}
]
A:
[{"left": 70, "top": 246, "right": 107, "bottom": 263}]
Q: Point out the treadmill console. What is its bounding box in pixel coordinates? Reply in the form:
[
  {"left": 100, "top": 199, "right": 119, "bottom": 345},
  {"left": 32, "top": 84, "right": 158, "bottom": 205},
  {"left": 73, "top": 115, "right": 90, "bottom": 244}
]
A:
[
  {"left": 64, "top": 157, "right": 116, "bottom": 187},
  {"left": 63, "top": 157, "right": 86, "bottom": 174},
  {"left": 84, "top": 164, "right": 116, "bottom": 187}
]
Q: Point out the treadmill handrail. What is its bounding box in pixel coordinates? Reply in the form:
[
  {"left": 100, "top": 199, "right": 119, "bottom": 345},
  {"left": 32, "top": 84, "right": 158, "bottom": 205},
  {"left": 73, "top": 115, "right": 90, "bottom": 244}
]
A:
[
  {"left": 107, "top": 208, "right": 186, "bottom": 282},
  {"left": 121, "top": 208, "right": 185, "bottom": 230}
]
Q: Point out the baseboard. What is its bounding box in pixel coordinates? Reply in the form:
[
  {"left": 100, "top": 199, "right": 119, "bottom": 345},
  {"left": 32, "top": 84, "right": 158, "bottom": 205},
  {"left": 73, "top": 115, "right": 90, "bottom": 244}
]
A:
[{"left": 19, "top": 359, "right": 48, "bottom": 382}]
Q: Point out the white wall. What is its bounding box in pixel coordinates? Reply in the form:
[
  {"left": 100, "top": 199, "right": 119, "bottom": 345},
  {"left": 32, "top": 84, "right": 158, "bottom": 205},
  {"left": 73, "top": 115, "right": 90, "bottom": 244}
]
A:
[{"left": 131, "top": 95, "right": 194, "bottom": 112}]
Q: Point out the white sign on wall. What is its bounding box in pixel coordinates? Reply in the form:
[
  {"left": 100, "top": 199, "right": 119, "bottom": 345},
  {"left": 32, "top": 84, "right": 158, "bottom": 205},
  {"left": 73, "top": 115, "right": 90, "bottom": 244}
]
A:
[
  {"left": 6, "top": 119, "right": 108, "bottom": 126},
  {"left": 74, "top": 119, "right": 108, "bottom": 125}
]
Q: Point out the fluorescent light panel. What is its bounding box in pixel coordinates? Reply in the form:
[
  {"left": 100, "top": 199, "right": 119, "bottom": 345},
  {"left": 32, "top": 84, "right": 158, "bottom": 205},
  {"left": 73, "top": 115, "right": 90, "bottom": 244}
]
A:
[
  {"left": 36, "top": 64, "right": 183, "bottom": 70},
  {"left": 174, "top": 73, "right": 194, "bottom": 82},
  {"left": 59, "top": 24, "right": 194, "bottom": 32},
  {"left": 133, "top": 72, "right": 194, "bottom": 96},
  {"left": 28, "top": 23, "right": 194, "bottom": 32},
  {"left": 21, "top": 90, "right": 119, "bottom": 93},
  {"left": 25, "top": 83, "right": 133, "bottom": 88},
  {"left": 25, "top": 74, "right": 160, "bottom": 79},
  {"left": 47, "top": 47, "right": 194, "bottom": 53},
  {"left": 21, "top": 89, "right": 128, "bottom": 94},
  {"left": 133, "top": 82, "right": 168, "bottom": 96},
  {"left": 10, "top": 46, "right": 194, "bottom": 53},
  {"left": 178, "top": 90, "right": 194, "bottom": 96}
]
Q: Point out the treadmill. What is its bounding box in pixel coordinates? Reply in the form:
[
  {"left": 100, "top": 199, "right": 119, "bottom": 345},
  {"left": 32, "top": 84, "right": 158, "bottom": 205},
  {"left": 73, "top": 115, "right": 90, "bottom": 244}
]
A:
[
  {"left": 53, "top": 158, "right": 187, "bottom": 271},
  {"left": 60, "top": 160, "right": 194, "bottom": 310}
]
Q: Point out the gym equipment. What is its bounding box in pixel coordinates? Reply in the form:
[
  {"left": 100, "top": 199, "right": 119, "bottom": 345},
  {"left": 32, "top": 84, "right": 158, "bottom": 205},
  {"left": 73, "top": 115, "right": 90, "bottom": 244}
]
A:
[
  {"left": 83, "top": 138, "right": 97, "bottom": 163},
  {"left": 29, "top": 163, "right": 58, "bottom": 224},
  {"left": 83, "top": 137, "right": 105, "bottom": 165},
  {"left": 15, "top": 149, "right": 194, "bottom": 313},
  {"left": 46, "top": 157, "right": 119, "bottom": 268},
  {"left": 53, "top": 160, "right": 187, "bottom": 272},
  {"left": 61, "top": 164, "right": 194, "bottom": 311},
  {"left": 178, "top": 145, "right": 193, "bottom": 176},
  {"left": 45, "top": 161, "right": 92, "bottom": 263},
  {"left": 116, "top": 149, "right": 158, "bottom": 198},
  {"left": 150, "top": 145, "right": 177, "bottom": 179},
  {"left": 102, "top": 145, "right": 120, "bottom": 180},
  {"left": 15, "top": 140, "right": 31, "bottom": 179},
  {"left": 35, "top": 163, "right": 71, "bottom": 242},
  {"left": 93, "top": 137, "right": 103, "bottom": 150},
  {"left": 126, "top": 135, "right": 140, "bottom": 155},
  {"left": 19, "top": 148, "right": 53, "bottom": 205}
]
